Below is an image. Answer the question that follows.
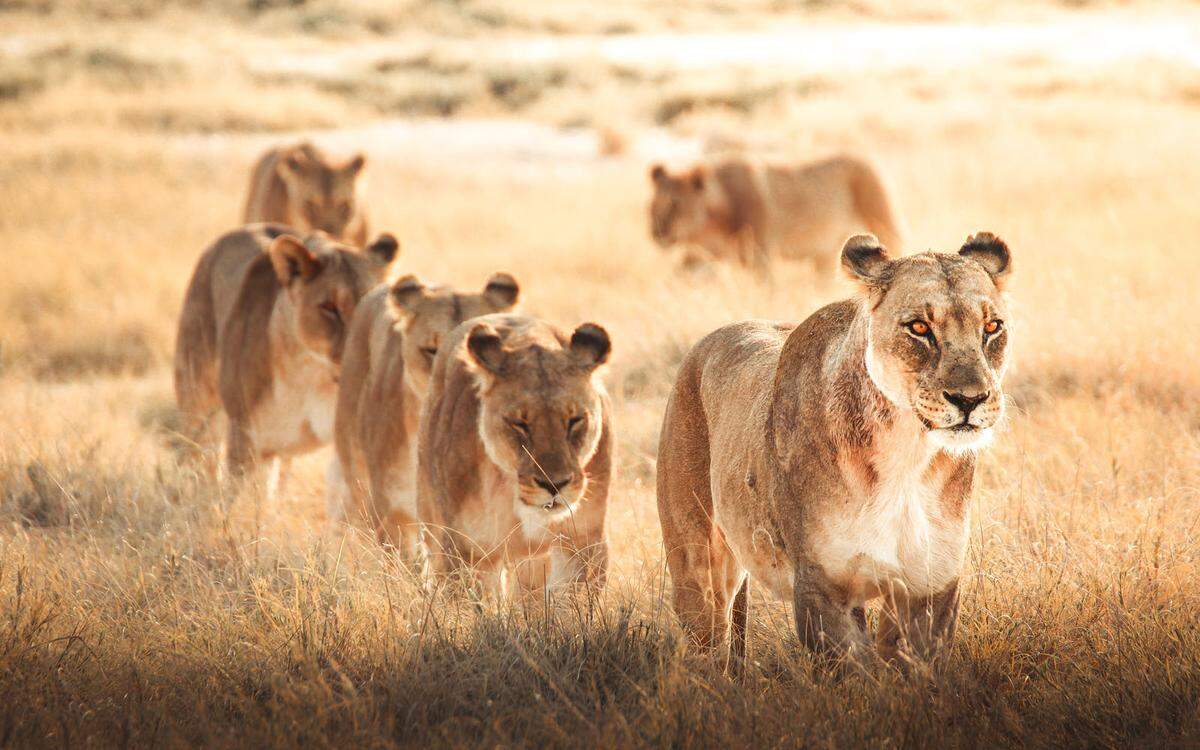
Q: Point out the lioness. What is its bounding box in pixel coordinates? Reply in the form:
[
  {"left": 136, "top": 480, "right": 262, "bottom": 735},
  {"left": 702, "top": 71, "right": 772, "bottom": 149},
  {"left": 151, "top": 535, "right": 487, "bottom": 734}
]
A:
[
  {"left": 174, "top": 224, "right": 399, "bottom": 484},
  {"left": 329, "top": 272, "right": 522, "bottom": 557},
  {"left": 417, "top": 314, "right": 613, "bottom": 596},
  {"left": 656, "top": 232, "right": 1012, "bottom": 665},
  {"left": 648, "top": 155, "right": 904, "bottom": 274},
  {"left": 244, "top": 142, "right": 369, "bottom": 246}
]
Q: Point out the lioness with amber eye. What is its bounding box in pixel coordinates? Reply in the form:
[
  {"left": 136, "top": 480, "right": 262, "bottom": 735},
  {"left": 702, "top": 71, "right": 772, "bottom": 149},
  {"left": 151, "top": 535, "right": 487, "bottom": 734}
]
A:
[
  {"left": 173, "top": 224, "right": 399, "bottom": 485},
  {"left": 416, "top": 314, "right": 614, "bottom": 597},
  {"left": 648, "top": 155, "right": 904, "bottom": 275},
  {"left": 656, "top": 232, "right": 1012, "bottom": 666},
  {"left": 328, "top": 272, "right": 521, "bottom": 558},
  {"left": 244, "top": 142, "right": 369, "bottom": 246}
]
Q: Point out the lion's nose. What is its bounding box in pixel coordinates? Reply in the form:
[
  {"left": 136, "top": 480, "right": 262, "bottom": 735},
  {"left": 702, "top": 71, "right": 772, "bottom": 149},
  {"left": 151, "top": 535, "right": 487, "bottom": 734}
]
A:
[
  {"left": 944, "top": 390, "right": 989, "bottom": 418},
  {"left": 534, "top": 475, "right": 574, "bottom": 495}
]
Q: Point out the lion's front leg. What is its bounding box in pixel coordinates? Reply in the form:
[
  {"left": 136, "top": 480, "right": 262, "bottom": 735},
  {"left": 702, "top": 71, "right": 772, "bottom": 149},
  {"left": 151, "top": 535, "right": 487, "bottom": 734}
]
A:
[
  {"left": 793, "top": 561, "right": 873, "bottom": 665},
  {"left": 877, "top": 581, "right": 960, "bottom": 664}
]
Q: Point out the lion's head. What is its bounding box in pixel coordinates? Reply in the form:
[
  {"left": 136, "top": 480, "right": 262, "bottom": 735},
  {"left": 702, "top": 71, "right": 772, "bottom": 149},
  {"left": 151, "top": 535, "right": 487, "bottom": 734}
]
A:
[
  {"left": 648, "top": 163, "right": 709, "bottom": 249},
  {"left": 389, "top": 272, "right": 520, "bottom": 396},
  {"left": 842, "top": 232, "right": 1013, "bottom": 453},
  {"left": 463, "top": 316, "right": 611, "bottom": 527},
  {"left": 267, "top": 231, "right": 398, "bottom": 366},
  {"left": 277, "top": 143, "right": 366, "bottom": 239}
]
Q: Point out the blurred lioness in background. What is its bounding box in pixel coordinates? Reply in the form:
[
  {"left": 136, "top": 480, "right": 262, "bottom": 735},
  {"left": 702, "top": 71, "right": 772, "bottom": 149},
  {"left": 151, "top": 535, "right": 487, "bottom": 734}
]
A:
[
  {"left": 329, "top": 272, "right": 521, "bottom": 559},
  {"left": 173, "top": 224, "right": 399, "bottom": 489},
  {"left": 244, "top": 142, "right": 370, "bottom": 246},
  {"left": 648, "top": 155, "right": 904, "bottom": 275}
]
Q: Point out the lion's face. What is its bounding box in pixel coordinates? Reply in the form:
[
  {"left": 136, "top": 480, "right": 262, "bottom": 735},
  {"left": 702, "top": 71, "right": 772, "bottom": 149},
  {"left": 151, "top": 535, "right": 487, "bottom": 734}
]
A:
[
  {"left": 465, "top": 320, "right": 611, "bottom": 526},
  {"left": 648, "top": 164, "right": 709, "bottom": 248},
  {"left": 843, "top": 233, "right": 1013, "bottom": 453},
  {"left": 277, "top": 145, "right": 366, "bottom": 240},
  {"left": 267, "top": 232, "right": 399, "bottom": 367},
  {"left": 390, "top": 273, "right": 520, "bottom": 396}
]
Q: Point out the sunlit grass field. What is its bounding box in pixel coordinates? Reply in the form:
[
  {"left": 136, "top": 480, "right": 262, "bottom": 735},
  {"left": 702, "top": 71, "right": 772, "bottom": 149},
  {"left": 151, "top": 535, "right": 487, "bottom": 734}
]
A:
[{"left": 3, "top": 1, "right": 1200, "bottom": 746}]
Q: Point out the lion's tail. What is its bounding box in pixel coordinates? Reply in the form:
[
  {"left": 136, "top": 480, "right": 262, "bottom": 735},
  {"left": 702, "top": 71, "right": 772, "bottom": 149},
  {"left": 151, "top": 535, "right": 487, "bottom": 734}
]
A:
[{"left": 848, "top": 159, "right": 905, "bottom": 252}]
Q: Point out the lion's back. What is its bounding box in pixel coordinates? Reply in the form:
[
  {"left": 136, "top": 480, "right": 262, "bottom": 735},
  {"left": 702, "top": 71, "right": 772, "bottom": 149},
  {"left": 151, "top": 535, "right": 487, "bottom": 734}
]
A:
[{"left": 243, "top": 147, "right": 289, "bottom": 225}]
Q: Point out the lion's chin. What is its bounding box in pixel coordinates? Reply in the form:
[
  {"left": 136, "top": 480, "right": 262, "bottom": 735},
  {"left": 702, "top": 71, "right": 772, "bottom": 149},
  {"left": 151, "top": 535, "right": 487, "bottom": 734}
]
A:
[
  {"left": 513, "top": 493, "right": 581, "bottom": 539},
  {"left": 929, "top": 425, "right": 995, "bottom": 455}
]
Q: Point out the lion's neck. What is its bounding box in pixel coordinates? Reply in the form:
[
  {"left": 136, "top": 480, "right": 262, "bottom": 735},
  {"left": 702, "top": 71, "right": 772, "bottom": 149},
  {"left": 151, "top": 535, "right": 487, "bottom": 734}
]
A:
[
  {"left": 269, "top": 296, "right": 336, "bottom": 383},
  {"left": 825, "top": 310, "right": 902, "bottom": 454},
  {"left": 703, "top": 180, "right": 739, "bottom": 237}
]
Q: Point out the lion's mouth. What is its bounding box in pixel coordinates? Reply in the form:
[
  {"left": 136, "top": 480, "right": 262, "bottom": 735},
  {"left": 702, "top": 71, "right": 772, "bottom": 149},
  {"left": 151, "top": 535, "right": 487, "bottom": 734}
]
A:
[{"left": 948, "top": 422, "right": 979, "bottom": 432}]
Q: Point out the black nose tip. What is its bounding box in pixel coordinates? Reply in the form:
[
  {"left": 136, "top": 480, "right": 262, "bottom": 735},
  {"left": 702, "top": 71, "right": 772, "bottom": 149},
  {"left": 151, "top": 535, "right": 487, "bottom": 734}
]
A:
[
  {"left": 944, "top": 390, "right": 989, "bottom": 416},
  {"left": 534, "top": 475, "right": 573, "bottom": 495}
]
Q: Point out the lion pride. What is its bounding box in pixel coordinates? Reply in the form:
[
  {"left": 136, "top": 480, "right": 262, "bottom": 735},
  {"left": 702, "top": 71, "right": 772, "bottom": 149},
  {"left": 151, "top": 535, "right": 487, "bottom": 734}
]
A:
[
  {"left": 173, "top": 224, "right": 398, "bottom": 486},
  {"left": 328, "top": 272, "right": 521, "bottom": 558},
  {"left": 417, "top": 314, "right": 614, "bottom": 597},
  {"left": 656, "top": 232, "right": 1012, "bottom": 666},
  {"left": 648, "top": 155, "right": 904, "bottom": 274},
  {"left": 244, "top": 142, "right": 369, "bottom": 246}
]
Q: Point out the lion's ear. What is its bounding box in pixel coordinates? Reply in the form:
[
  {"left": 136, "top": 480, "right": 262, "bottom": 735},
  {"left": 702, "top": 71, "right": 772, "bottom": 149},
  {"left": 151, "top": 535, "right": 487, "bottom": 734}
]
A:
[
  {"left": 483, "top": 272, "right": 520, "bottom": 310},
  {"left": 650, "top": 164, "right": 667, "bottom": 184},
  {"left": 570, "top": 323, "right": 611, "bottom": 371},
  {"left": 466, "top": 322, "right": 507, "bottom": 376},
  {"left": 959, "top": 232, "right": 1011, "bottom": 287},
  {"left": 344, "top": 153, "right": 366, "bottom": 176},
  {"left": 390, "top": 274, "right": 427, "bottom": 313},
  {"left": 366, "top": 232, "right": 400, "bottom": 265},
  {"left": 278, "top": 149, "right": 310, "bottom": 179},
  {"left": 268, "top": 235, "right": 322, "bottom": 286},
  {"left": 841, "top": 234, "right": 892, "bottom": 288}
]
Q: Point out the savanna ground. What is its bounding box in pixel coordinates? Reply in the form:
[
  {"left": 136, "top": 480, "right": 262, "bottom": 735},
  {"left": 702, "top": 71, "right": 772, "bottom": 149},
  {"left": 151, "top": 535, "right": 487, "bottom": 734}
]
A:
[{"left": 3, "top": 0, "right": 1200, "bottom": 746}]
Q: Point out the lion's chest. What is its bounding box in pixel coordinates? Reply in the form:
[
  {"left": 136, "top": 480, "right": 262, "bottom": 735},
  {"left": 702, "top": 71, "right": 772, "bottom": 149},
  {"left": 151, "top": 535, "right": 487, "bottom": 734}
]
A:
[
  {"left": 811, "top": 442, "right": 967, "bottom": 602},
  {"left": 454, "top": 470, "right": 555, "bottom": 567},
  {"left": 252, "top": 366, "right": 338, "bottom": 456}
]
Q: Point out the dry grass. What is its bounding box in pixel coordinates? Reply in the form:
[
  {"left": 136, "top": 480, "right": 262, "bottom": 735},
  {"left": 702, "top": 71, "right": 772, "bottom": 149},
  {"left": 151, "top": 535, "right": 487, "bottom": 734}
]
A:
[{"left": 4, "top": 1, "right": 1200, "bottom": 747}]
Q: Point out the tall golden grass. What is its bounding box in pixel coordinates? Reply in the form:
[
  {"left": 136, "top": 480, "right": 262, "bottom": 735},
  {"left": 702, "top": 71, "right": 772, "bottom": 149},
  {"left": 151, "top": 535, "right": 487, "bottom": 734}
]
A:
[{"left": 3, "top": 1, "right": 1200, "bottom": 746}]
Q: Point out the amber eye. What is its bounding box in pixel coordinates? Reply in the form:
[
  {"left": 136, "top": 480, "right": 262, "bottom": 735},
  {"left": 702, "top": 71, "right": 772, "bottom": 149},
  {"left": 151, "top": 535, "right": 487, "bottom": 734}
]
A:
[
  {"left": 906, "top": 320, "right": 931, "bottom": 337},
  {"left": 985, "top": 319, "right": 1003, "bottom": 336}
]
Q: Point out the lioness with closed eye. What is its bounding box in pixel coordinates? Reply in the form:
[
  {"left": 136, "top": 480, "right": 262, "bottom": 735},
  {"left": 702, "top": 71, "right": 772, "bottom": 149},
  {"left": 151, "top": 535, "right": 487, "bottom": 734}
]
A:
[
  {"left": 328, "top": 272, "right": 521, "bottom": 558},
  {"left": 657, "top": 232, "right": 1012, "bottom": 666},
  {"left": 174, "top": 224, "right": 399, "bottom": 486},
  {"left": 417, "top": 314, "right": 613, "bottom": 597}
]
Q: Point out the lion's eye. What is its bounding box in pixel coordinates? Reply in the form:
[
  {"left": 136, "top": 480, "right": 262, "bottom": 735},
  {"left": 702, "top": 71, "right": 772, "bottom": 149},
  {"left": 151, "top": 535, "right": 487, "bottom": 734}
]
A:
[
  {"left": 906, "top": 320, "right": 932, "bottom": 337},
  {"left": 984, "top": 319, "right": 1003, "bottom": 336},
  {"left": 509, "top": 420, "right": 531, "bottom": 438},
  {"left": 319, "top": 301, "right": 341, "bottom": 322},
  {"left": 567, "top": 415, "right": 586, "bottom": 433},
  {"left": 420, "top": 345, "right": 438, "bottom": 359}
]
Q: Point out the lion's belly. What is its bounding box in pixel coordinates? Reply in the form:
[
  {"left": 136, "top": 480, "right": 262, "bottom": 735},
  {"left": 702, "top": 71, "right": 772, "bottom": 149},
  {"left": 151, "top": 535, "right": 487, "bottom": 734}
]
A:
[{"left": 717, "top": 504, "right": 796, "bottom": 602}]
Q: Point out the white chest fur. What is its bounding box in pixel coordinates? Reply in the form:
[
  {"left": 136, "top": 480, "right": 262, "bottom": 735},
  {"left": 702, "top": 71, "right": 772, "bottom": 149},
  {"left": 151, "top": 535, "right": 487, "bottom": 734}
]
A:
[
  {"left": 252, "top": 361, "right": 338, "bottom": 454},
  {"left": 813, "top": 419, "right": 968, "bottom": 602}
]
